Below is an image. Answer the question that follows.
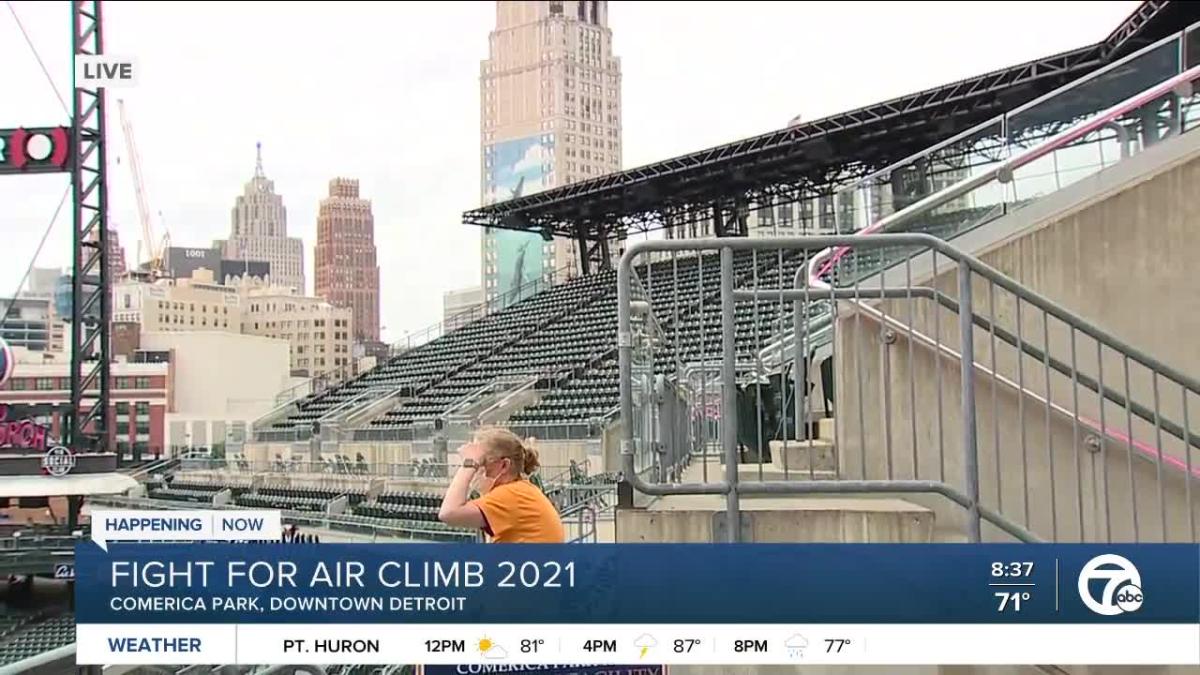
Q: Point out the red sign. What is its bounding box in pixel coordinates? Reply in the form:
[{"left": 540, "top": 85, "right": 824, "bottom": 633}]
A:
[
  {"left": 0, "top": 127, "right": 71, "bottom": 174},
  {"left": 0, "top": 404, "right": 49, "bottom": 451}
]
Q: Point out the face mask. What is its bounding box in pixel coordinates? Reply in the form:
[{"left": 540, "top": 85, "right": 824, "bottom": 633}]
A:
[
  {"left": 469, "top": 469, "right": 489, "bottom": 496},
  {"left": 478, "top": 474, "right": 499, "bottom": 495}
]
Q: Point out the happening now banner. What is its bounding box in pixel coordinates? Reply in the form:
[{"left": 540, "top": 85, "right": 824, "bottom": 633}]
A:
[{"left": 74, "top": 542, "right": 1199, "bottom": 625}]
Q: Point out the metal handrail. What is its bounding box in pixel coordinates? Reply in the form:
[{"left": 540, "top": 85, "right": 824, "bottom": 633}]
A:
[
  {"left": 619, "top": 235, "right": 1049, "bottom": 543},
  {"left": 807, "top": 63, "right": 1200, "bottom": 284},
  {"left": 799, "top": 66, "right": 1200, "bottom": 475},
  {"left": 744, "top": 281, "right": 1200, "bottom": 482}
]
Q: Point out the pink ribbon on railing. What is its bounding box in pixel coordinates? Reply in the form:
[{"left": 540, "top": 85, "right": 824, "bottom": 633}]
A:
[{"left": 1078, "top": 415, "right": 1200, "bottom": 480}]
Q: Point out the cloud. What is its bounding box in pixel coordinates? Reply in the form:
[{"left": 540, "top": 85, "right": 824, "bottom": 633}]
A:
[
  {"left": 512, "top": 142, "right": 548, "bottom": 175},
  {"left": 634, "top": 634, "right": 657, "bottom": 648},
  {"left": 785, "top": 635, "right": 808, "bottom": 649},
  {"left": 483, "top": 645, "right": 508, "bottom": 660}
]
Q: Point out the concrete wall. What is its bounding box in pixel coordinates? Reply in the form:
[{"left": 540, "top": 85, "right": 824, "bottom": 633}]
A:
[
  {"left": 142, "top": 330, "right": 291, "bottom": 420},
  {"left": 833, "top": 131, "right": 1200, "bottom": 542},
  {"left": 617, "top": 495, "right": 934, "bottom": 544}
]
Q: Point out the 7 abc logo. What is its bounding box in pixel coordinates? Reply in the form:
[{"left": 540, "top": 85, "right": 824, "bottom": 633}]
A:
[{"left": 1078, "top": 554, "right": 1143, "bottom": 616}]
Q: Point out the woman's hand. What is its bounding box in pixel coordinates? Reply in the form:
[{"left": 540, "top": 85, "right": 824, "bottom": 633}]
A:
[
  {"left": 460, "top": 442, "right": 485, "bottom": 465},
  {"left": 439, "top": 443, "right": 488, "bottom": 530}
]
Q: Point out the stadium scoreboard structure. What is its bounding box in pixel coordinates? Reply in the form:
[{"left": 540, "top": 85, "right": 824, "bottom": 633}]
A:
[{"left": 72, "top": 511, "right": 1200, "bottom": 668}]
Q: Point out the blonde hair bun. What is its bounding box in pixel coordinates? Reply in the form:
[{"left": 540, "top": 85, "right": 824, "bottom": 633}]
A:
[
  {"left": 521, "top": 436, "right": 541, "bottom": 475},
  {"left": 474, "top": 426, "right": 540, "bottom": 476}
]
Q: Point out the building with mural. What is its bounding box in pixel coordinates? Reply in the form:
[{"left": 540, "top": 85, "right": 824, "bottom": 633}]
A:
[{"left": 479, "top": 0, "right": 623, "bottom": 308}]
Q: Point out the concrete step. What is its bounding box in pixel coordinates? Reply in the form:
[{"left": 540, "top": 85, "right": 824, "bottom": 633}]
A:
[
  {"left": 818, "top": 417, "right": 835, "bottom": 441},
  {"left": 617, "top": 494, "right": 935, "bottom": 543},
  {"left": 737, "top": 463, "right": 838, "bottom": 482},
  {"left": 680, "top": 458, "right": 837, "bottom": 484},
  {"left": 770, "top": 438, "right": 836, "bottom": 473}
]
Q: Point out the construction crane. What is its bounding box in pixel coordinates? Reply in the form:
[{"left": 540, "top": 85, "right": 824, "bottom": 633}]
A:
[{"left": 116, "top": 98, "right": 170, "bottom": 276}]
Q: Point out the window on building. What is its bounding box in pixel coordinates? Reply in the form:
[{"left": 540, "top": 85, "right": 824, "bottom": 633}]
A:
[
  {"left": 115, "top": 421, "right": 130, "bottom": 435},
  {"left": 135, "top": 377, "right": 150, "bottom": 390},
  {"left": 115, "top": 401, "right": 129, "bottom": 415},
  {"left": 135, "top": 401, "right": 149, "bottom": 416}
]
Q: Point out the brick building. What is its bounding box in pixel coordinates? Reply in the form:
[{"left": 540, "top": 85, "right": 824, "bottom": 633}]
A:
[{"left": 314, "top": 178, "right": 380, "bottom": 343}]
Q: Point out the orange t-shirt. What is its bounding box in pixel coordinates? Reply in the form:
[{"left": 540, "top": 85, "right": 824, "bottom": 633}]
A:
[{"left": 471, "top": 479, "right": 565, "bottom": 543}]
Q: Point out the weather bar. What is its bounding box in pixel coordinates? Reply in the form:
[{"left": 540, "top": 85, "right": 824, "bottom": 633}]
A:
[{"left": 75, "top": 624, "right": 1200, "bottom": 666}]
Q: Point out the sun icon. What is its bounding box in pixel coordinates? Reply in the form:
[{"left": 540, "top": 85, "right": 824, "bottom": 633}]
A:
[{"left": 475, "top": 637, "right": 508, "bottom": 660}]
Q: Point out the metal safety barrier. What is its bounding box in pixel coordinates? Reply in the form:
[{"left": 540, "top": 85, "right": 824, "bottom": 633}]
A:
[{"left": 618, "top": 234, "right": 1200, "bottom": 544}]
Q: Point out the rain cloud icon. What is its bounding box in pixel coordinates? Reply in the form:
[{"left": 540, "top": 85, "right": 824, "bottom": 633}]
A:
[
  {"left": 785, "top": 634, "right": 808, "bottom": 658},
  {"left": 634, "top": 634, "right": 657, "bottom": 659}
]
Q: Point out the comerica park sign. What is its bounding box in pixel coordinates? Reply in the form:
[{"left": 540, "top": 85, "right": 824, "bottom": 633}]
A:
[{"left": 0, "top": 126, "right": 72, "bottom": 174}]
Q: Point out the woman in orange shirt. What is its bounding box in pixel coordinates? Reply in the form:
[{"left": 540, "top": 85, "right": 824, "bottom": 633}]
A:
[{"left": 438, "top": 427, "right": 565, "bottom": 543}]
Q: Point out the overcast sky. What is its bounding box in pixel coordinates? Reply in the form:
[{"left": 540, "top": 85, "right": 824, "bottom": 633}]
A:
[{"left": 1, "top": 1, "right": 1139, "bottom": 342}]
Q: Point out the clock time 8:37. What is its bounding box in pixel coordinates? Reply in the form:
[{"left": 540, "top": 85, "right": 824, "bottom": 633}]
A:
[{"left": 991, "top": 562, "right": 1034, "bottom": 578}]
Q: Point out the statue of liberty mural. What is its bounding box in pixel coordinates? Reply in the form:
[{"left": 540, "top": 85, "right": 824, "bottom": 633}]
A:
[{"left": 506, "top": 175, "right": 532, "bottom": 306}]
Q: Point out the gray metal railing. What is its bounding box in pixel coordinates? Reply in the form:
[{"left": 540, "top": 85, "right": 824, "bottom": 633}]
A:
[
  {"left": 618, "top": 234, "right": 1200, "bottom": 545},
  {"left": 175, "top": 456, "right": 592, "bottom": 483}
]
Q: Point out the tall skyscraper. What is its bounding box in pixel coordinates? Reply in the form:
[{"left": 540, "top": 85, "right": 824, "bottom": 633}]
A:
[
  {"left": 220, "top": 144, "right": 305, "bottom": 294},
  {"left": 480, "top": 0, "right": 622, "bottom": 307},
  {"left": 314, "top": 178, "right": 380, "bottom": 343}
]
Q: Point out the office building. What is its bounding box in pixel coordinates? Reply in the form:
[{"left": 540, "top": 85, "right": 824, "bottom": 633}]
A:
[
  {"left": 113, "top": 269, "right": 242, "bottom": 334},
  {"left": 219, "top": 143, "right": 306, "bottom": 294},
  {"left": 314, "top": 178, "right": 380, "bottom": 343},
  {"left": 162, "top": 246, "right": 271, "bottom": 286},
  {"left": 443, "top": 285, "right": 485, "bottom": 330},
  {"left": 480, "top": 0, "right": 622, "bottom": 308},
  {"left": 0, "top": 348, "right": 170, "bottom": 461},
  {"left": 109, "top": 225, "right": 128, "bottom": 280},
  {"left": 0, "top": 296, "right": 65, "bottom": 355},
  {"left": 240, "top": 284, "right": 354, "bottom": 379},
  {"left": 139, "top": 331, "right": 292, "bottom": 457}
]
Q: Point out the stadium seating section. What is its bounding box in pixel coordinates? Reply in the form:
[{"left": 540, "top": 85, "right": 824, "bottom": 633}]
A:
[
  {"left": 266, "top": 245, "right": 844, "bottom": 434},
  {"left": 0, "top": 611, "right": 74, "bottom": 665}
]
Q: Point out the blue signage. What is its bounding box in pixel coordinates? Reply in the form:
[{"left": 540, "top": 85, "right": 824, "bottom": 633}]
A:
[{"left": 74, "top": 543, "right": 1199, "bottom": 625}]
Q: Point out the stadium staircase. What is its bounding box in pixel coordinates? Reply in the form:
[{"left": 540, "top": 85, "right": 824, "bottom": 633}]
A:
[{"left": 619, "top": 29, "right": 1200, "bottom": 549}]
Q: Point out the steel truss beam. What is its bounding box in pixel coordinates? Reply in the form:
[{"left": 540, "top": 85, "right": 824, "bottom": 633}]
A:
[
  {"left": 463, "top": 0, "right": 1200, "bottom": 252},
  {"left": 69, "top": 0, "right": 112, "bottom": 457}
]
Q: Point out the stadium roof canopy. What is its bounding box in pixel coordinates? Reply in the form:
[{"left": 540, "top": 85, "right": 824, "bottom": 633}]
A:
[
  {"left": 463, "top": 0, "right": 1200, "bottom": 254},
  {"left": 2, "top": 473, "right": 138, "bottom": 497}
]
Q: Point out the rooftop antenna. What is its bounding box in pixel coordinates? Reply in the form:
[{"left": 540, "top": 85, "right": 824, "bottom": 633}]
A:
[{"left": 254, "top": 141, "right": 265, "bottom": 179}]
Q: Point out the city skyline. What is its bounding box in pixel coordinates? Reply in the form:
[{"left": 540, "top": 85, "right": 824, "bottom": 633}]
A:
[{"left": 0, "top": 1, "right": 1139, "bottom": 343}]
